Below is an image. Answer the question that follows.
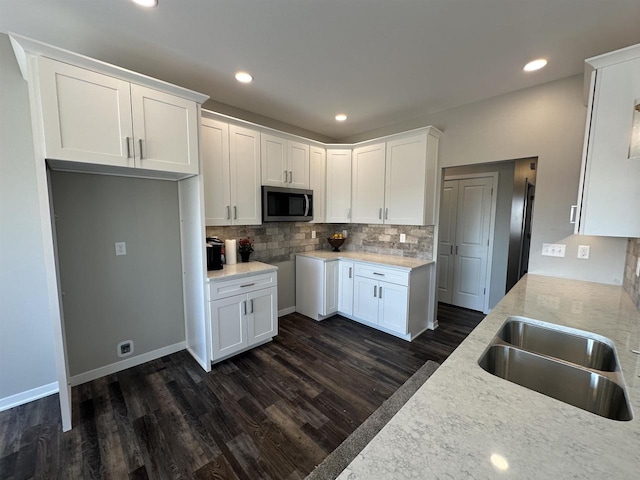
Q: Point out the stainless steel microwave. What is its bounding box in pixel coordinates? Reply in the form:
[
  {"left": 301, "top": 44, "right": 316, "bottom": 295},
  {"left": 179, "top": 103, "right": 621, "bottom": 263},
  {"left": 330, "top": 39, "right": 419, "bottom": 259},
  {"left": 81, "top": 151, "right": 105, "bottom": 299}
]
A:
[{"left": 262, "top": 186, "right": 313, "bottom": 222}]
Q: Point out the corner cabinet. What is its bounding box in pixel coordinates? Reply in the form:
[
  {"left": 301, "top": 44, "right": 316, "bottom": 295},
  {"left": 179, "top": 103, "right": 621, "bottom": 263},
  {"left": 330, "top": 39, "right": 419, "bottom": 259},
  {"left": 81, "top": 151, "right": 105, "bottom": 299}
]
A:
[
  {"left": 309, "top": 146, "right": 326, "bottom": 223},
  {"left": 208, "top": 268, "right": 278, "bottom": 363},
  {"left": 202, "top": 117, "right": 261, "bottom": 226},
  {"left": 36, "top": 56, "right": 201, "bottom": 176},
  {"left": 574, "top": 44, "right": 640, "bottom": 237}
]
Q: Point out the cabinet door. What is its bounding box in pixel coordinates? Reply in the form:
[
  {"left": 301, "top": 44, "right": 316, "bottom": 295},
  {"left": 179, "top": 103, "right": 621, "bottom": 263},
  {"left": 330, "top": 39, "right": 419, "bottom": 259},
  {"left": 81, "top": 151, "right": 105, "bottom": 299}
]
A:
[
  {"left": 288, "top": 140, "right": 310, "bottom": 189},
  {"left": 211, "top": 295, "right": 248, "bottom": 360},
  {"left": 202, "top": 118, "right": 231, "bottom": 225},
  {"left": 37, "top": 57, "right": 134, "bottom": 167},
  {"left": 352, "top": 143, "right": 386, "bottom": 224},
  {"left": 261, "top": 133, "right": 287, "bottom": 186},
  {"left": 338, "top": 261, "right": 354, "bottom": 316},
  {"left": 325, "top": 149, "right": 352, "bottom": 223},
  {"left": 229, "top": 125, "right": 262, "bottom": 225},
  {"left": 378, "top": 282, "right": 408, "bottom": 335},
  {"left": 130, "top": 84, "right": 199, "bottom": 174},
  {"left": 247, "top": 287, "right": 278, "bottom": 345},
  {"left": 324, "top": 261, "right": 339, "bottom": 315},
  {"left": 385, "top": 133, "right": 428, "bottom": 225},
  {"left": 353, "top": 276, "right": 379, "bottom": 324},
  {"left": 309, "top": 146, "right": 326, "bottom": 223},
  {"left": 437, "top": 180, "right": 458, "bottom": 304}
]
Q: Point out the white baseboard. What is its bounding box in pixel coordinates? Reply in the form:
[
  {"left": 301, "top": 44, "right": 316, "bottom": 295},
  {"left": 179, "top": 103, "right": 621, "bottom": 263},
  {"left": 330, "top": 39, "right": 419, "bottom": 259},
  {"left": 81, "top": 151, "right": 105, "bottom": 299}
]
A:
[
  {"left": 278, "top": 306, "right": 296, "bottom": 317},
  {"left": 0, "top": 381, "right": 59, "bottom": 412},
  {"left": 70, "top": 341, "right": 186, "bottom": 386}
]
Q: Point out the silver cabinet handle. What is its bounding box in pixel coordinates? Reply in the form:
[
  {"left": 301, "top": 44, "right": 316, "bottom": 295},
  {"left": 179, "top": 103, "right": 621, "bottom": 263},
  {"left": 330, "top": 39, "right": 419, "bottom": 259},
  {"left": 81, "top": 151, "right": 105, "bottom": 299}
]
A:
[
  {"left": 373, "top": 272, "right": 385, "bottom": 276},
  {"left": 349, "top": 267, "right": 352, "bottom": 279},
  {"left": 249, "top": 299, "right": 254, "bottom": 314},
  {"left": 456, "top": 245, "right": 459, "bottom": 255},
  {"left": 284, "top": 170, "right": 287, "bottom": 183},
  {"left": 234, "top": 206, "right": 237, "bottom": 220},
  {"left": 226, "top": 206, "right": 230, "bottom": 220},
  {"left": 450, "top": 245, "right": 453, "bottom": 255},
  {"left": 304, "top": 194, "right": 310, "bottom": 217},
  {"left": 385, "top": 208, "right": 388, "bottom": 220},
  {"left": 569, "top": 205, "right": 577, "bottom": 224},
  {"left": 138, "top": 139, "right": 144, "bottom": 159},
  {"left": 379, "top": 287, "right": 382, "bottom": 299},
  {"left": 347, "top": 208, "right": 351, "bottom": 219},
  {"left": 379, "top": 208, "right": 382, "bottom": 219},
  {"left": 289, "top": 171, "right": 293, "bottom": 183},
  {"left": 242, "top": 301, "right": 247, "bottom": 315},
  {"left": 240, "top": 283, "right": 255, "bottom": 288},
  {"left": 125, "top": 137, "right": 132, "bottom": 158},
  {"left": 374, "top": 285, "right": 377, "bottom": 297}
]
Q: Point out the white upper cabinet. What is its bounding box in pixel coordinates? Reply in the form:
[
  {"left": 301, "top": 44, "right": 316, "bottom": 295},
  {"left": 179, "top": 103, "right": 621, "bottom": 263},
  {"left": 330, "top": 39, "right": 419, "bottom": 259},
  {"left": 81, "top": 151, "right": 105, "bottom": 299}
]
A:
[
  {"left": 351, "top": 143, "right": 386, "bottom": 224},
  {"left": 37, "top": 56, "right": 201, "bottom": 176},
  {"left": 325, "top": 149, "right": 353, "bottom": 223},
  {"left": 261, "top": 133, "right": 310, "bottom": 188},
  {"left": 575, "top": 45, "right": 640, "bottom": 237},
  {"left": 309, "top": 146, "right": 326, "bottom": 223},
  {"left": 201, "top": 119, "right": 261, "bottom": 226}
]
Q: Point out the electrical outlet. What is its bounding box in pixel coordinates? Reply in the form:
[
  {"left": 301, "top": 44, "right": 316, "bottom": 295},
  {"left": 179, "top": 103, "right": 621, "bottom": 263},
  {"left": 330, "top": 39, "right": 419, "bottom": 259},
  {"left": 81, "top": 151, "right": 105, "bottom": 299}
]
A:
[
  {"left": 342, "top": 230, "right": 348, "bottom": 238},
  {"left": 636, "top": 258, "right": 640, "bottom": 277},
  {"left": 311, "top": 230, "right": 316, "bottom": 239},
  {"left": 577, "top": 245, "right": 590, "bottom": 259},
  {"left": 541, "top": 243, "right": 566, "bottom": 257},
  {"left": 400, "top": 233, "right": 406, "bottom": 243},
  {"left": 115, "top": 241, "right": 127, "bottom": 256},
  {"left": 117, "top": 340, "right": 133, "bottom": 357}
]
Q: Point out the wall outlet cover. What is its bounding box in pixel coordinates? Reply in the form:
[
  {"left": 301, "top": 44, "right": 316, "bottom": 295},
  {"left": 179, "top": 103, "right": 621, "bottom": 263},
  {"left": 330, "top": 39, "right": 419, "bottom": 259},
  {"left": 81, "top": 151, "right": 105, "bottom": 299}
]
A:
[
  {"left": 399, "top": 233, "right": 406, "bottom": 243},
  {"left": 311, "top": 230, "right": 316, "bottom": 239},
  {"left": 115, "top": 241, "right": 127, "bottom": 256},
  {"left": 636, "top": 258, "right": 640, "bottom": 277},
  {"left": 577, "top": 245, "right": 590, "bottom": 259},
  {"left": 117, "top": 340, "right": 134, "bottom": 357},
  {"left": 342, "top": 230, "right": 348, "bottom": 238}
]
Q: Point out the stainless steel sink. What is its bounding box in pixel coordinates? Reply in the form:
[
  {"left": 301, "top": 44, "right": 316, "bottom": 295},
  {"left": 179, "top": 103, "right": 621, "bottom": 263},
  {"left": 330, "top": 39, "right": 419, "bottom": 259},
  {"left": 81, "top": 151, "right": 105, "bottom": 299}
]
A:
[
  {"left": 497, "top": 318, "right": 617, "bottom": 371},
  {"left": 479, "top": 345, "right": 632, "bottom": 421},
  {"left": 478, "top": 317, "right": 632, "bottom": 421}
]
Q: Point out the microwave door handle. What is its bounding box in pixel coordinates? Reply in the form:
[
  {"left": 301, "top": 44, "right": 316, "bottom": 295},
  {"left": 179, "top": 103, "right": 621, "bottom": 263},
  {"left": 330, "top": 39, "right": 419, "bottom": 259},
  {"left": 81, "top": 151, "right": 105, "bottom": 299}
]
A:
[{"left": 304, "top": 194, "right": 310, "bottom": 217}]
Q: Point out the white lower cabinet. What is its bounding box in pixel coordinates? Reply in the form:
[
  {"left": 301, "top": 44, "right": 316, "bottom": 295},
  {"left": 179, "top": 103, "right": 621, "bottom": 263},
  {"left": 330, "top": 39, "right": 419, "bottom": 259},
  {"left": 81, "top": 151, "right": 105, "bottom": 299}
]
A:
[
  {"left": 209, "top": 270, "right": 278, "bottom": 363},
  {"left": 296, "top": 254, "right": 431, "bottom": 340}
]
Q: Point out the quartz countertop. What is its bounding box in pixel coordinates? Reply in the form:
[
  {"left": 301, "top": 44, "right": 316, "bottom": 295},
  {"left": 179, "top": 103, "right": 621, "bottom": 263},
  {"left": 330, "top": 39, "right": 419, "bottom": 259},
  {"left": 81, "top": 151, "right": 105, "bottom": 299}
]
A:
[
  {"left": 206, "top": 261, "right": 277, "bottom": 282},
  {"left": 339, "top": 274, "right": 640, "bottom": 479},
  {"left": 296, "top": 250, "right": 433, "bottom": 271}
]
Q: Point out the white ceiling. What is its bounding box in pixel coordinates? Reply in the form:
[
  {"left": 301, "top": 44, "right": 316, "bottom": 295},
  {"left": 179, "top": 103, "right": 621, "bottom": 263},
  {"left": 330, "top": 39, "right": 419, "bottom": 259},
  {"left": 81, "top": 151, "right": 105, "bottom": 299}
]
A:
[{"left": 1, "top": 0, "right": 639, "bottom": 140}]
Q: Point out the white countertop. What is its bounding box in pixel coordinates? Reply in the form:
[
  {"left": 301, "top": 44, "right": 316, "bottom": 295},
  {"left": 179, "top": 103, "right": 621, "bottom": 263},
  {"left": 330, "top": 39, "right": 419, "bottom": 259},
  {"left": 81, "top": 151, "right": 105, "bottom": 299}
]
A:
[
  {"left": 296, "top": 250, "right": 433, "bottom": 270},
  {"left": 206, "top": 261, "right": 277, "bottom": 282},
  {"left": 339, "top": 274, "right": 640, "bottom": 479}
]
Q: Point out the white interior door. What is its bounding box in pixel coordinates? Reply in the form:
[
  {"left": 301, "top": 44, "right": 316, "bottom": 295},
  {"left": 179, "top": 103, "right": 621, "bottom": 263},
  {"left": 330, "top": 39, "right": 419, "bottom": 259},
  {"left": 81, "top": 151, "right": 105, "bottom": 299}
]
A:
[
  {"left": 451, "top": 177, "right": 493, "bottom": 311},
  {"left": 437, "top": 180, "right": 458, "bottom": 304}
]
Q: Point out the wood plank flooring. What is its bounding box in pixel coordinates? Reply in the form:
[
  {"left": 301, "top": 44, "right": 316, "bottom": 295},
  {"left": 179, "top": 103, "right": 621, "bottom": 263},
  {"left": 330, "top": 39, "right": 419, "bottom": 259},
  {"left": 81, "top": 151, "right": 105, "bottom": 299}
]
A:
[{"left": 0, "top": 304, "right": 483, "bottom": 480}]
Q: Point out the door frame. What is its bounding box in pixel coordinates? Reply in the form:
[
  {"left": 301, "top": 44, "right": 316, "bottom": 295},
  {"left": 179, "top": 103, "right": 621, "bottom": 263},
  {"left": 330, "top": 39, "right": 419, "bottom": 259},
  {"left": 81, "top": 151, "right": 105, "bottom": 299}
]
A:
[{"left": 441, "top": 172, "right": 499, "bottom": 314}]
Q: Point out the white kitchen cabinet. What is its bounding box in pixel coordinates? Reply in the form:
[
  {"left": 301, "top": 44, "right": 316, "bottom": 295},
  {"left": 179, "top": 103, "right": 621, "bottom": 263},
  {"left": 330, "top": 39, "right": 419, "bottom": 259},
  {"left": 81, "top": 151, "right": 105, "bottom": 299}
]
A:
[
  {"left": 574, "top": 45, "right": 640, "bottom": 237},
  {"left": 209, "top": 269, "right": 278, "bottom": 363},
  {"left": 351, "top": 143, "right": 386, "bottom": 224},
  {"left": 325, "top": 149, "right": 353, "bottom": 223},
  {"left": 338, "top": 260, "right": 354, "bottom": 316},
  {"left": 295, "top": 256, "right": 339, "bottom": 320},
  {"left": 201, "top": 118, "right": 261, "bottom": 226},
  {"left": 309, "top": 146, "right": 326, "bottom": 223},
  {"left": 37, "top": 56, "right": 200, "bottom": 175},
  {"left": 261, "top": 133, "right": 310, "bottom": 188}
]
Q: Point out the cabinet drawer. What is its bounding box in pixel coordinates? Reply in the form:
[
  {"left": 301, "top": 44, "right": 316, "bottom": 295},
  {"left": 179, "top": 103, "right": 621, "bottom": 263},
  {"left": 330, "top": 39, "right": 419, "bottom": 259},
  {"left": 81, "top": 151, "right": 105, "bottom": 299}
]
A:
[
  {"left": 354, "top": 263, "right": 409, "bottom": 286},
  {"left": 209, "top": 272, "right": 277, "bottom": 300}
]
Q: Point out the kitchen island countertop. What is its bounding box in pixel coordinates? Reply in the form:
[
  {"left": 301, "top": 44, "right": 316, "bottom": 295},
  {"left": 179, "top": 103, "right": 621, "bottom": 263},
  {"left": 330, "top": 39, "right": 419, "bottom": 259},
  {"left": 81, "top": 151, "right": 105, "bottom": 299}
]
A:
[{"left": 339, "top": 274, "right": 640, "bottom": 479}]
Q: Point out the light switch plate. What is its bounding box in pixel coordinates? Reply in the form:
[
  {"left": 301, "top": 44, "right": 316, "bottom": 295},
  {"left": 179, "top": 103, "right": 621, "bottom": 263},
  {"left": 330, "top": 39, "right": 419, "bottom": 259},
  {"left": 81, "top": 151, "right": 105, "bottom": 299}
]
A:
[
  {"left": 636, "top": 258, "right": 640, "bottom": 277},
  {"left": 400, "top": 233, "right": 406, "bottom": 243},
  {"left": 541, "top": 243, "right": 566, "bottom": 257},
  {"left": 115, "top": 242, "right": 127, "bottom": 256},
  {"left": 311, "top": 230, "right": 316, "bottom": 239}
]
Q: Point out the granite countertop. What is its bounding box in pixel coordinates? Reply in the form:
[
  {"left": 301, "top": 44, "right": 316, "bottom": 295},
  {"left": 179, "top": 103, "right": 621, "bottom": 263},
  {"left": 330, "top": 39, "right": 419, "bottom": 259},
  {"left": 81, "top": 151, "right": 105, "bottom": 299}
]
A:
[
  {"left": 296, "top": 250, "right": 434, "bottom": 271},
  {"left": 339, "top": 274, "right": 640, "bottom": 479},
  {"left": 206, "top": 261, "right": 277, "bottom": 282}
]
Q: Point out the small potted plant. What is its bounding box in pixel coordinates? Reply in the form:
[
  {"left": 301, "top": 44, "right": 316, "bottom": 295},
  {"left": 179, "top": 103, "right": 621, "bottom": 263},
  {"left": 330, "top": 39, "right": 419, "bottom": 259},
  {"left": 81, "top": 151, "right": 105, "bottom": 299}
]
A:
[{"left": 238, "top": 237, "right": 254, "bottom": 262}]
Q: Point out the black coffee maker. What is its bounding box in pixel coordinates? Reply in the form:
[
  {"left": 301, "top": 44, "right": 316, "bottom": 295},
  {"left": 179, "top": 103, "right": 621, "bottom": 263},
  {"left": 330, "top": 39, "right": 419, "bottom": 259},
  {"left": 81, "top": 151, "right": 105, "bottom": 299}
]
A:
[{"left": 206, "top": 237, "right": 224, "bottom": 270}]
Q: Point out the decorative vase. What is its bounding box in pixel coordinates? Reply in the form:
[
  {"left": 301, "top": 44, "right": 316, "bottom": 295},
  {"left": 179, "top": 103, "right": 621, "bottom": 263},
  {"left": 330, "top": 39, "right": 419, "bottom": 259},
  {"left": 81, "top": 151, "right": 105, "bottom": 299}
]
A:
[{"left": 240, "top": 252, "right": 251, "bottom": 263}]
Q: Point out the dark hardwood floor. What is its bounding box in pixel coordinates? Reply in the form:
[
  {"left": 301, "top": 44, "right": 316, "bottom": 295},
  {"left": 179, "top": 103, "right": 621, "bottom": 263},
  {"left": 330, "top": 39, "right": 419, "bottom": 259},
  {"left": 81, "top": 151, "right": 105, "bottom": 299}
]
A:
[{"left": 0, "top": 304, "right": 483, "bottom": 480}]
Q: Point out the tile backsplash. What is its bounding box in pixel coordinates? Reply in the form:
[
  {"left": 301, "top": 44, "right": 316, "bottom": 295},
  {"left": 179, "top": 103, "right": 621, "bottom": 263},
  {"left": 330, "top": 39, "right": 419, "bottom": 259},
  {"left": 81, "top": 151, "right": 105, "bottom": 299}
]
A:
[
  {"left": 206, "top": 223, "right": 434, "bottom": 264},
  {"left": 623, "top": 237, "right": 640, "bottom": 309}
]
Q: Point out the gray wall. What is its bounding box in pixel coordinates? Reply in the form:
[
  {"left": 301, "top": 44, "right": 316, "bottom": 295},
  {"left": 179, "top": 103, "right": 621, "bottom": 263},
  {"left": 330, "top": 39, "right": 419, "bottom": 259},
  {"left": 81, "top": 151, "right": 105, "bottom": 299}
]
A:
[
  {"left": 340, "top": 75, "right": 628, "bottom": 285},
  {"left": 444, "top": 161, "right": 515, "bottom": 309},
  {"left": 50, "top": 172, "right": 185, "bottom": 377},
  {"left": 0, "top": 34, "right": 59, "bottom": 402}
]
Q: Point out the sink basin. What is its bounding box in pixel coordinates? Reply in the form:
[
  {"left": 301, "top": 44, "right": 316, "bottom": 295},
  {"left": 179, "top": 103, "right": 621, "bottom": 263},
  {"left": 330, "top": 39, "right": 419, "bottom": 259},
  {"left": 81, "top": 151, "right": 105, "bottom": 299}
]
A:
[
  {"left": 497, "top": 318, "right": 617, "bottom": 371},
  {"left": 479, "top": 344, "right": 632, "bottom": 421}
]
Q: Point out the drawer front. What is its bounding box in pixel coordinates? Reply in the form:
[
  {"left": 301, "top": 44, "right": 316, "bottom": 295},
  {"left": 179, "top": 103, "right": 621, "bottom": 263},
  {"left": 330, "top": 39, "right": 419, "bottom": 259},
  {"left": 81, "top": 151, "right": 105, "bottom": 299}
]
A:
[
  {"left": 209, "top": 272, "right": 277, "bottom": 301},
  {"left": 354, "top": 263, "right": 409, "bottom": 286}
]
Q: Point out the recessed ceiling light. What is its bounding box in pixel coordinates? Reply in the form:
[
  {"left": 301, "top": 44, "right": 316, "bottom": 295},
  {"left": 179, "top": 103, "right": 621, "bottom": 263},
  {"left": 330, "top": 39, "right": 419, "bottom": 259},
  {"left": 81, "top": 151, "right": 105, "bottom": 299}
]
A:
[
  {"left": 132, "top": 0, "right": 158, "bottom": 7},
  {"left": 235, "top": 72, "right": 254, "bottom": 84},
  {"left": 523, "top": 58, "right": 548, "bottom": 72},
  {"left": 335, "top": 114, "right": 347, "bottom": 122}
]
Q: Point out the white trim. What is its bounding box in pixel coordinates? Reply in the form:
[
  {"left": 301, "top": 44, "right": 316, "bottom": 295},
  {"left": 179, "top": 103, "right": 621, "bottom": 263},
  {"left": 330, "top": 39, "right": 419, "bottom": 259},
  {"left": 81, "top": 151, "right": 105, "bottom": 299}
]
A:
[
  {"left": 69, "top": 342, "right": 186, "bottom": 386},
  {"left": 278, "top": 306, "right": 296, "bottom": 317},
  {"left": 0, "top": 382, "right": 59, "bottom": 412}
]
